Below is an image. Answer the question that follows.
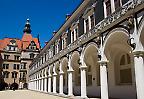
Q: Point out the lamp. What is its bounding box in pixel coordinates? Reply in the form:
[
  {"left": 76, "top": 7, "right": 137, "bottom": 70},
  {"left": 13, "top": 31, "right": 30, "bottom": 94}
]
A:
[
  {"left": 98, "top": 54, "right": 102, "bottom": 60},
  {"left": 78, "top": 59, "right": 81, "bottom": 65},
  {"left": 127, "top": 37, "right": 136, "bottom": 50}
]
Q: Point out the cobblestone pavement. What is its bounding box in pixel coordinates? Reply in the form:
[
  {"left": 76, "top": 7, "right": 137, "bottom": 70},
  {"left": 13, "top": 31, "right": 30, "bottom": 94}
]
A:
[{"left": 0, "top": 90, "right": 66, "bottom": 99}]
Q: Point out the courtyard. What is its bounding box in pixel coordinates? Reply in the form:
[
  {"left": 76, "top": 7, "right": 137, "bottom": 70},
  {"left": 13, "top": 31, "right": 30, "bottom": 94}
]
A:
[{"left": 0, "top": 90, "right": 67, "bottom": 99}]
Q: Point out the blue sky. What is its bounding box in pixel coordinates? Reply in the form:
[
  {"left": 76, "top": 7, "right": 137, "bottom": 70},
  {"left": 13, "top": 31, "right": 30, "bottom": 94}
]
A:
[{"left": 0, "top": 0, "right": 82, "bottom": 47}]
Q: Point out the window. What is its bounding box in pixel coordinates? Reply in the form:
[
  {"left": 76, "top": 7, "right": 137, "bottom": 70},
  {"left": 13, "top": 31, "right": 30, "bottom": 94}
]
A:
[
  {"left": 9, "top": 46, "right": 11, "bottom": 50},
  {"left": 71, "top": 31, "right": 74, "bottom": 42},
  {"left": 117, "top": 53, "right": 132, "bottom": 84},
  {"left": 27, "top": 41, "right": 37, "bottom": 50},
  {"left": 13, "top": 64, "right": 20, "bottom": 70},
  {"left": 90, "top": 15, "right": 95, "bottom": 28},
  {"left": 122, "top": 0, "right": 129, "bottom": 5},
  {"left": 12, "top": 72, "right": 17, "bottom": 78},
  {"left": 3, "top": 71, "right": 9, "bottom": 78},
  {"left": 75, "top": 28, "right": 78, "bottom": 40},
  {"left": 13, "top": 64, "right": 17, "bottom": 69},
  {"left": 114, "top": 0, "right": 121, "bottom": 10},
  {"left": 85, "top": 19, "right": 89, "bottom": 33},
  {"left": 45, "top": 53, "right": 47, "bottom": 62},
  {"left": 106, "top": 0, "right": 111, "bottom": 16},
  {"left": 4, "top": 55, "right": 10, "bottom": 60},
  {"left": 3, "top": 64, "right": 9, "bottom": 69},
  {"left": 13, "top": 47, "right": 16, "bottom": 51},
  {"left": 42, "top": 57, "right": 43, "bottom": 64},
  {"left": 30, "top": 53, "right": 35, "bottom": 59},
  {"left": 14, "top": 55, "right": 20, "bottom": 60},
  {"left": 17, "top": 64, "right": 19, "bottom": 70},
  {"left": 23, "top": 63, "right": 26, "bottom": 69}
]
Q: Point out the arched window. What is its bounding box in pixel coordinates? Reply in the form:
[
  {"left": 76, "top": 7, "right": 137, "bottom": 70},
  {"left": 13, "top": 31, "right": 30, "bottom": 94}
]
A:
[{"left": 118, "top": 53, "right": 132, "bottom": 84}]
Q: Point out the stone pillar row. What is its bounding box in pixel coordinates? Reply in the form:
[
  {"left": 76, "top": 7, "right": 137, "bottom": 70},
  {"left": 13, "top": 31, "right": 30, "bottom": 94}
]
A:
[{"left": 29, "top": 49, "right": 144, "bottom": 99}]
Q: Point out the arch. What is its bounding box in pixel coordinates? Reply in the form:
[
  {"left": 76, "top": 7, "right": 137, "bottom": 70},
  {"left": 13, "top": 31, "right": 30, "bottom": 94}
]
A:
[
  {"left": 81, "top": 42, "right": 99, "bottom": 63},
  {"left": 61, "top": 57, "right": 68, "bottom": 72},
  {"left": 102, "top": 28, "right": 136, "bottom": 99},
  {"left": 70, "top": 51, "right": 81, "bottom": 96},
  {"left": 103, "top": 28, "right": 129, "bottom": 51},
  {"left": 82, "top": 42, "right": 100, "bottom": 97},
  {"left": 10, "top": 83, "right": 18, "bottom": 90},
  {"left": 61, "top": 57, "right": 68, "bottom": 94},
  {"left": 54, "top": 61, "right": 60, "bottom": 93},
  {"left": 138, "top": 16, "right": 144, "bottom": 47}
]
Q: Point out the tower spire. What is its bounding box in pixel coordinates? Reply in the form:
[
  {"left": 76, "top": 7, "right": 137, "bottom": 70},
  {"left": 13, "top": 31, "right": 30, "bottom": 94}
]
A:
[{"left": 23, "top": 18, "right": 32, "bottom": 34}]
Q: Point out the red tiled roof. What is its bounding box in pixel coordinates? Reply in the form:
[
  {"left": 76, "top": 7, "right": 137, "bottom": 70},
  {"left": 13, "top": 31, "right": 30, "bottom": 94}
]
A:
[
  {"left": 22, "top": 32, "right": 33, "bottom": 41},
  {"left": 0, "top": 33, "right": 40, "bottom": 50},
  {"left": 0, "top": 38, "right": 22, "bottom": 50}
]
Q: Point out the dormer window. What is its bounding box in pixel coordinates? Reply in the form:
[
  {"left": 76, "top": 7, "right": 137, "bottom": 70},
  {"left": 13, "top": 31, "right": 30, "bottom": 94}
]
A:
[
  {"left": 10, "top": 39, "right": 16, "bottom": 45},
  {"left": 27, "top": 41, "right": 37, "bottom": 50}
]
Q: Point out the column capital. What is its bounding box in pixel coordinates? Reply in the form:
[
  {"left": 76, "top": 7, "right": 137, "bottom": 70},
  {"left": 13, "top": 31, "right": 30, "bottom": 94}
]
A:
[
  {"left": 67, "top": 69, "right": 74, "bottom": 73},
  {"left": 59, "top": 71, "right": 64, "bottom": 75},
  {"left": 98, "top": 60, "right": 108, "bottom": 66},
  {"left": 80, "top": 66, "right": 87, "bottom": 70},
  {"left": 133, "top": 50, "right": 144, "bottom": 57},
  {"left": 53, "top": 73, "right": 57, "bottom": 76},
  {"left": 48, "top": 75, "right": 52, "bottom": 78}
]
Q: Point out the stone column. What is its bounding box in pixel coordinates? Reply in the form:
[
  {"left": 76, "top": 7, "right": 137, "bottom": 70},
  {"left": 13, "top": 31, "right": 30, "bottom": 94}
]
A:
[
  {"left": 59, "top": 72, "right": 64, "bottom": 94},
  {"left": 53, "top": 74, "right": 57, "bottom": 93},
  {"left": 110, "top": 0, "right": 115, "bottom": 13},
  {"left": 29, "top": 82, "right": 31, "bottom": 90},
  {"left": 48, "top": 75, "right": 52, "bottom": 92},
  {"left": 68, "top": 69, "right": 74, "bottom": 96},
  {"left": 99, "top": 61, "right": 109, "bottom": 99},
  {"left": 133, "top": 51, "right": 144, "bottom": 99},
  {"left": 103, "top": 1, "right": 107, "bottom": 18},
  {"left": 39, "top": 79, "right": 41, "bottom": 91},
  {"left": 34, "top": 81, "right": 35, "bottom": 90},
  {"left": 44, "top": 77, "right": 47, "bottom": 92},
  {"left": 84, "top": 20, "right": 86, "bottom": 33},
  {"left": 38, "top": 80, "right": 39, "bottom": 91},
  {"left": 80, "top": 66, "right": 87, "bottom": 98},
  {"left": 41, "top": 78, "right": 43, "bottom": 91},
  {"left": 88, "top": 16, "right": 91, "bottom": 30},
  {"left": 36, "top": 80, "right": 38, "bottom": 90}
]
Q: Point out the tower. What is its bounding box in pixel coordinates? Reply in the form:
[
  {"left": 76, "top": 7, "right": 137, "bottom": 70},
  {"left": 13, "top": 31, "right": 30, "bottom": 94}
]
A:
[{"left": 23, "top": 19, "right": 31, "bottom": 34}]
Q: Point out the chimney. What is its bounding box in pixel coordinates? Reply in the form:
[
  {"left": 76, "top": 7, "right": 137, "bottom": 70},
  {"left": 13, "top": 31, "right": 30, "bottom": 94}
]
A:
[
  {"left": 53, "top": 31, "right": 57, "bottom": 36},
  {"left": 66, "top": 14, "right": 71, "bottom": 20},
  {"left": 45, "top": 41, "right": 48, "bottom": 45}
]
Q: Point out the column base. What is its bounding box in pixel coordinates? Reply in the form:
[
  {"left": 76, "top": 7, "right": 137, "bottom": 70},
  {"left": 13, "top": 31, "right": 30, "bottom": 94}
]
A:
[
  {"left": 80, "top": 96, "right": 88, "bottom": 99},
  {"left": 68, "top": 94, "right": 74, "bottom": 98}
]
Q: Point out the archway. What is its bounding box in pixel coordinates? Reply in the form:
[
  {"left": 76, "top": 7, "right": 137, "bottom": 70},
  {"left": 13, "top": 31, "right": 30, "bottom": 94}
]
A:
[
  {"left": 103, "top": 28, "right": 136, "bottom": 99},
  {"left": 10, "top": 83, "right": 18, "bottom": 90},
  {"left": 83, "top": 43, "right": 100, "bottom": 98},
  {"left": 23, "top": 83, "right": 28, "bottom": 89},
  {"left": 55, "top": 62, "right": 60, "bottom": 93},
  {"left": 61, "top": 57, "right": 68, "bottom": 95},
  {"left": 49, "top": 65, "right": 53, "bottom": 92},
  {"left": 71, "top": 51, "right": 81, "bottom": 96},
  {"left": 139, "top": 16, "right": 144, "bottom": 48}
]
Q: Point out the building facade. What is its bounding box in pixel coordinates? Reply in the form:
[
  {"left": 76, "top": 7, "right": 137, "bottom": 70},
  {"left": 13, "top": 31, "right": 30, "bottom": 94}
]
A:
[
  {"left": 29, "top": 0, "right": 144, "bottom": 99},
  {"left": 0, "top": 19, "right": 40, "bottom": 89}
]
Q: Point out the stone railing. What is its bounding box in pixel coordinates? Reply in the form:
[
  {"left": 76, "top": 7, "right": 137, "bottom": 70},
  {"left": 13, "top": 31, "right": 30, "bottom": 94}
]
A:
[{"left": 30, "top": 0, "right": 144, "bottom": 75}]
